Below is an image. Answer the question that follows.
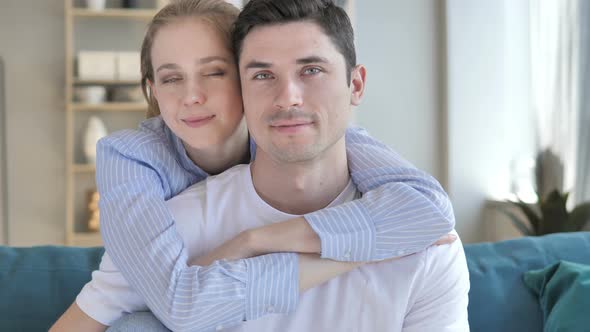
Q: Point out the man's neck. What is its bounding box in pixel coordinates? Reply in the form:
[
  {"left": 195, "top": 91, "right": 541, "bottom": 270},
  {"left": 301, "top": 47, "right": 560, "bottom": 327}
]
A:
[{"left": 250, "top": 138, "right": 350, "bottom": 215}]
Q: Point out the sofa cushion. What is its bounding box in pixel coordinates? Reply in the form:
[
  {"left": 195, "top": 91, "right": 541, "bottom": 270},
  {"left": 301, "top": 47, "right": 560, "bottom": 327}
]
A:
[
  {"left": 0, "top": 245, "right": 104, "bottom": 331},
  {"left": 524, "top": 260, "right": 590, "bottom": 332},
  {"left": 464, "top": 232, "right": 590, "bottom": 332}
]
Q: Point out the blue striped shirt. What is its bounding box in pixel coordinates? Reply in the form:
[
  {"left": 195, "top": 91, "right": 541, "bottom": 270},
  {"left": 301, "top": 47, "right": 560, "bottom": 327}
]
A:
[{"left": 96, "top": 116, "right": 455, "bottom": 331}]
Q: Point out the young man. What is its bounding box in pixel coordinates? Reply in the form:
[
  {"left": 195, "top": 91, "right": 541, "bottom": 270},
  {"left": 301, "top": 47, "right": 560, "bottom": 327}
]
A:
[{"left": 53, "top": 1, "right": 468, "bottom": 331}]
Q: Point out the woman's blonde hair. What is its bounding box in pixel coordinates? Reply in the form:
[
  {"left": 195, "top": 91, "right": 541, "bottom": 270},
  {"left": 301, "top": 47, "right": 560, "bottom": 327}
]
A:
[{"left": 141, "top": 0, "right": 240, "bottom": 118}]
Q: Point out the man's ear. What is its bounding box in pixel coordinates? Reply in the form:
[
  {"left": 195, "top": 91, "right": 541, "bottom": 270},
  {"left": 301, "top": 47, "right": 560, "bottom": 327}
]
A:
[{"left": 350, "top": 64, "right": 366, "bottom": 106}]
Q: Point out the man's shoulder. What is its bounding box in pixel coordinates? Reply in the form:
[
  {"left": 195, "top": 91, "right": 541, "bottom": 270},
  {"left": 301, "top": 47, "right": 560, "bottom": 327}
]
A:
[
  {"left": 413, "top": 230, "right": 470, "bottom": 305},
  {"left": 423, "top": 230, "right": 467, "bottom": 270}
]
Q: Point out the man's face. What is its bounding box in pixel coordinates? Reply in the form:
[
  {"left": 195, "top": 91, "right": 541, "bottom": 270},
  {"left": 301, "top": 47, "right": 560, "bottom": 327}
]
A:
[{"left": 239, "top": 21, "right": 362, "bottom": 163}]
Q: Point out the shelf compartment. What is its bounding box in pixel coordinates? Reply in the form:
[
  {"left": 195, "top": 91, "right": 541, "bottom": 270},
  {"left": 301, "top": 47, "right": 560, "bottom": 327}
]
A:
[
  {"left": 71, "top": 232, "right": 102, "bottom": 247},
  {"left": 72, "top": 163, "right": 96, "bottom": 173},
  {"left": 74, "top": 78, "right": 141, "bottom": 85},
  {"left": 71, "top": 102, "right": 147, "bottom": 112}
]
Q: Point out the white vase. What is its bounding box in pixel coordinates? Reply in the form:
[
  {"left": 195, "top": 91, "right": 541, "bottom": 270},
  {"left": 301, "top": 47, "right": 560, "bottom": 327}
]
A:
[
  {"left": 85, "top": 0, "right": 106, "bottom": 11},
  {"left": 156, "top": 0, "right": 169, "bottom": 9},
  {"left": 225, "top": 0, "right": 243, "bottom": 9},
  {"left": 84, "top": 116, "right": 108, "bottom": 164}
]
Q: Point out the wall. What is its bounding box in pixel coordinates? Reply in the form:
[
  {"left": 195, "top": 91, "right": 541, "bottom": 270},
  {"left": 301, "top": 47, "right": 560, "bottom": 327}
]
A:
[
  {"left": 355, "top": 0, "right": 445, "bottom": 181},
  {"left": 445, "top": 0, "right": 535, "bottom": 242},
  {"left": 0, "top": 0, "right": 67, "bottom": 245},
  {"left": 0, "top": 56, "right": 5, "bottom": 244}
]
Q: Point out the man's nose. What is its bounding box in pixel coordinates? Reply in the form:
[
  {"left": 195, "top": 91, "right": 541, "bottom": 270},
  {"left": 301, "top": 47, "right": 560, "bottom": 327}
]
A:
[{"left": 273, "top": 78, "right": 303, "bottom": 110}]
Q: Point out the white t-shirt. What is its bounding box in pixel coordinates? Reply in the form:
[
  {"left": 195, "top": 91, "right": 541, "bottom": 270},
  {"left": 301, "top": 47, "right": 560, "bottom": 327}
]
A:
[{"left": 77, "top": 164, "right": 470, "bottom": 331}]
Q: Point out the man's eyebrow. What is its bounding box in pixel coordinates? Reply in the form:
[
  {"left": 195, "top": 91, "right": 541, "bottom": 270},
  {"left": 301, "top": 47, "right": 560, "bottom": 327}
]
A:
[
  {"left": 244, "top": 61, "right": 272, "bottom": 70},
  {"left": 244, "top": 56, "right": 329, "bottom": 70},
  {"left": 296, "top": 56, "right": 329, "bottom": 65}
]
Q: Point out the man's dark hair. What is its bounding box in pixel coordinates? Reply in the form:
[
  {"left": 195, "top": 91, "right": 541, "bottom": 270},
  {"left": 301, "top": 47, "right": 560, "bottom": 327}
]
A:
[{"left": 232, "top": 0, "right": 356, "bottom": 82}]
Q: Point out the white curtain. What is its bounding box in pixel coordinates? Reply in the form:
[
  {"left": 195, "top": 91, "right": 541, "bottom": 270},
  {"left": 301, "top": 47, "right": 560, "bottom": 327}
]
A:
[
  {"left": 530, "top": 0, "right": 581, "bottom": 202},
  {"left": 576, "top": 0, "right": 590, "bottom": 203}
]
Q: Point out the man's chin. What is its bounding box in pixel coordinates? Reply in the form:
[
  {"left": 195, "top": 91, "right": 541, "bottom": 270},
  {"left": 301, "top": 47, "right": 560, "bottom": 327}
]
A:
[{"left": 268, "top": 144, "right": 320, "bottom": 164}]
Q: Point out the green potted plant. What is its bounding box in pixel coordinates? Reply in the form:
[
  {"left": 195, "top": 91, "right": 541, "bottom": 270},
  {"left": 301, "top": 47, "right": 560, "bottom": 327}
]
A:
[
  {"left": 501, "top": 149, "right": 590, "bottom": 235},
  {"left": 501, "top": 190, "right": 590, "bottom": 236}
]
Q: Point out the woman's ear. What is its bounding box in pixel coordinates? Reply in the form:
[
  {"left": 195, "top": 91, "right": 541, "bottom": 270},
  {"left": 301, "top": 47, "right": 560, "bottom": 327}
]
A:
[
  {"left": 350, "top": 64, "right": 366, "bottom": 106},
  {"left": 147, "top": 79, "right": 156, "bottom": 100}
]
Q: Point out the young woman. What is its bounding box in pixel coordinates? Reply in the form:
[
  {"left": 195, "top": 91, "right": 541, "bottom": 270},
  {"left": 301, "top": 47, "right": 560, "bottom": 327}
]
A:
[{"left": 52, "top": 0, "right": 456, "bottom": 331}]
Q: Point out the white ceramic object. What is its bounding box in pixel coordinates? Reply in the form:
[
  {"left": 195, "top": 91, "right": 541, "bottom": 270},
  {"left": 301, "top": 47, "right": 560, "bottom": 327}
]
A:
[
  {"left": 116, "top": 52, "right": 141, "bottom": 81},
  {"left": 156, "top": 0, "right": 169, "bottom": 9},
  {"left": 78, "top": 51, "right": 116, "bottom": 81},
  {"left": 74, "top": 86, "right": 107, "bottom": 104},
  {"left": 85, "top": 0, "right": 107, "bottom": 11},
  {"left": 84, "top": 116, "right": 108, "bottom": 164}
]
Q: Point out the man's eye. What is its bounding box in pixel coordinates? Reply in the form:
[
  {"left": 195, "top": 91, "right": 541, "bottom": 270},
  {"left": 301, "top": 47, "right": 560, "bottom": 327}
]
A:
[
  {"left": 253, "top": 73, "right": 273, "bottom": 80},
  {"left": 303, "top": 67, "right": 322, "bottom": 75}
]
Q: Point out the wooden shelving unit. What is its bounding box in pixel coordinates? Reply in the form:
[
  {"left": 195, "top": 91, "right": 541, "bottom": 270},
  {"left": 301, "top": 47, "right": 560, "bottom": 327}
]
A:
[
  {"left": 72, "top": 163, "right": 96, "bottom": 173},
  {"left": 64, "top": 0, "right": 154, "bottom": 246},
  {"left": 74, "top": 78, "right": 141, "bottom": 85}
]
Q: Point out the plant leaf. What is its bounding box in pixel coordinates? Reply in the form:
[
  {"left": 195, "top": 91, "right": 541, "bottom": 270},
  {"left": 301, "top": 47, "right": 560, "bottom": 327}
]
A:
[
  {"left": 540, "top": 189, "right": 569, "bottom": 234},
  {"left": 497, "top": 207, "right": 534, "bottom": 236},
  {"left": 508, "top": 200, "right": 541, "bottom": 235},
  {"left": 569, "top": 202, "right": 590, "bottom": 231}
]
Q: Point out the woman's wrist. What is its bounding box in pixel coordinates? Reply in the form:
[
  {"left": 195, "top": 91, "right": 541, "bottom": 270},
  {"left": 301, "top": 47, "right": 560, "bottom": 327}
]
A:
[{"left": 247, "top": 217, "right": 321, "bottom": 255}]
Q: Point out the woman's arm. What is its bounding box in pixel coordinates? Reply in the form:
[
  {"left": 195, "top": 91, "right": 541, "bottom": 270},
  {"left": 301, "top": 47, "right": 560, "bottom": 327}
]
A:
[
  {"left": 49, "top": 302, "right": 107, "bottom": 332},
  {"left": 96, "top": 133, "right": 300, "bottom": 331},
  {"left": 51, "top": 251, "right": 362, "bottom": 332},
  {"left": 305, "top": 126, "right": 455, "bottom": 261},
  {"left": 216, "top": 127, "right": 455, "bottom": 262},
  {"left": 94, "top": 129, "right": 363, "bottom": 332}
]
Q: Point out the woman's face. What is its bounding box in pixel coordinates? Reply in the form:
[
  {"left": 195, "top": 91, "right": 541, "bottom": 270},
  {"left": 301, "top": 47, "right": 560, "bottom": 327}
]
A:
[{"left": 149, "top": 18, "right": 244, "bottom": 151}]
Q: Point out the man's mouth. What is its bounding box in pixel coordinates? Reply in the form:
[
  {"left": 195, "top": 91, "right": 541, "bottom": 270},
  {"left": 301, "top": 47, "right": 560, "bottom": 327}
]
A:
[{"left": 270, "top": 120, "right": 313, "bottom": 133}]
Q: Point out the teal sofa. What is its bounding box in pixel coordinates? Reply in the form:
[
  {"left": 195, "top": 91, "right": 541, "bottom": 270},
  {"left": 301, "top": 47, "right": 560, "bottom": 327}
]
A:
[{"left": 1, "top": 232, "right": 590, "bottom": 331}]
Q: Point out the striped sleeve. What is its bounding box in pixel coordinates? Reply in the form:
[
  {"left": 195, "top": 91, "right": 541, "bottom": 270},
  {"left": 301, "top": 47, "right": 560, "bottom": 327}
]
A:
[
  {"left": 304, "top": 126, "right": 455, "bottom": 261},
  {"left": 95, "top": 132, "right": 298, "bottom": 332}
]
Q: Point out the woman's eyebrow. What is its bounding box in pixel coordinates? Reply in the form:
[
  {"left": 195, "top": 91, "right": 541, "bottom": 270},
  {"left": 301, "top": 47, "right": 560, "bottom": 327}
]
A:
[
  {"left": 155, "top": 63, "right": 180, "bottom": 73},
  {"left": 199, "top": 56, "right": 231, "bottom": 64}
]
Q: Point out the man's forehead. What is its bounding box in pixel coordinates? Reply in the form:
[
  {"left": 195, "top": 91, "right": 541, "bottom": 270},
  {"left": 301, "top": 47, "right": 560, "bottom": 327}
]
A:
[{"left": 240, "top": 21, "right": 340, "bottom": 66}]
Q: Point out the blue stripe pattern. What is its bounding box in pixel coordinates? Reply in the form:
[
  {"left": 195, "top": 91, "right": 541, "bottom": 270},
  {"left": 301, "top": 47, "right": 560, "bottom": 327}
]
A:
[{"left": 96, "top": 116, "right": 454, "bottom": 331}]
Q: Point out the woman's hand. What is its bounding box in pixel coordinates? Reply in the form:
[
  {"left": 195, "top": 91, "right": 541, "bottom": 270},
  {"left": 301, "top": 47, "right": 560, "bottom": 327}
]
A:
[
  {"left": 189, "top": 222, "right": 457, "bottom": 267},
  {"left": 189, "top": 230, "right": 258, "bottom": 266}
]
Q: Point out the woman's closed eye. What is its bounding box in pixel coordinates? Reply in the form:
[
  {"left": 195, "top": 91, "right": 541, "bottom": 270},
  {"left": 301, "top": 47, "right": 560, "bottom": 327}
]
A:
[
  {"left": 161, "top": 76, "right": 182, "bottom": 84},
  {"left": 204, "top": 71, "right": 226, "bottom": 77}
]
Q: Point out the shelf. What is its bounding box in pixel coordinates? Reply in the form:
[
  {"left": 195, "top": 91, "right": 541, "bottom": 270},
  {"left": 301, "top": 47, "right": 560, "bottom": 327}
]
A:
[
  {"left": 72, "top": 164, "right": 96, "bottom": 173},
  {"left": 71, "top": 102, "right": 147, "bottom": 112},
  {"left": 74, "top": 78, "right": 141, "bottom": 85},
  {"left": 71, "top": 8, "right": 157, "bottom": 20},
  {"left": 71, "top": 232, "right": 102, "bottom": 247}
]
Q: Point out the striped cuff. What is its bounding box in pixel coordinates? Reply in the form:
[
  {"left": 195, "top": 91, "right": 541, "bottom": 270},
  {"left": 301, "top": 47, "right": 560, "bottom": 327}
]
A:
[
  {"left": 244, "top": 253, "right": 299, "bottom": 320},
  {"left": 305, "top": 200, "right": 376, "bottom": 261}
]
